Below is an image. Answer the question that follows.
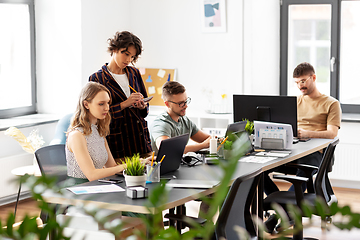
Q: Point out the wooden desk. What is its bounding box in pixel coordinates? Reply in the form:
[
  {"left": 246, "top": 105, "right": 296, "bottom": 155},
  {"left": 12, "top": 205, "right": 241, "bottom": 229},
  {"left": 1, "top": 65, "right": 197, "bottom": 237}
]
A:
[
  {"left": 42, "top": 138, "right": 332, "bottom": 236},
  {"left": 256, "top": 138, "right": 332, "bottom": 172},
  {"left": 43, "top": 139, "right": 331, "bottom": 211}
]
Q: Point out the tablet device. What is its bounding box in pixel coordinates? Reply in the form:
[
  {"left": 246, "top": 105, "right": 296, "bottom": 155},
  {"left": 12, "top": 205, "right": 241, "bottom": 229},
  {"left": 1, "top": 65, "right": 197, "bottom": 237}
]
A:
[{"left": 143, "top": 96, "right": 153, "bottom": 102}]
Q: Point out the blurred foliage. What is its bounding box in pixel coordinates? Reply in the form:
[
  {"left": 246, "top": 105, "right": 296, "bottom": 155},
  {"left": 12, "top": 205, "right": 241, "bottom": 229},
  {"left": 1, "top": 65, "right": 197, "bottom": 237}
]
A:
[
  {"left": 2, "top": 137, "right": 360, "bottom": 239},
  {"left": 243, "top": 119, "right": 254, "bottom": 136},
  {"left": 0, "top": 174, "right": 70, "bottom": 240}
]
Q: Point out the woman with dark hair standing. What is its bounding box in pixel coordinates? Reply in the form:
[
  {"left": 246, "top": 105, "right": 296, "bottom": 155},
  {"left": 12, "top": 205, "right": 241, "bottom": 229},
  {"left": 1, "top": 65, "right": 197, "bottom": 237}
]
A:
[{"left": 89, "top": 31, "right": 152, "bottom": 162}]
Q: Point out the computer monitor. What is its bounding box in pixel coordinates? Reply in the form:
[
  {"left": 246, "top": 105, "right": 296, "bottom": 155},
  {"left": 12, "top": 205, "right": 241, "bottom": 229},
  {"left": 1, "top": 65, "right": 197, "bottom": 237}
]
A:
[{"left": 233, "top": 95, "right": 297, "bottom": 137}]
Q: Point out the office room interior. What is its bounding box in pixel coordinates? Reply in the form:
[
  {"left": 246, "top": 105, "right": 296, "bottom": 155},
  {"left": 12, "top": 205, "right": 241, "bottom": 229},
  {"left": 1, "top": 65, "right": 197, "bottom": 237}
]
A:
[{"left": 0, "top": 0, "right": 359, "bottom": 211}]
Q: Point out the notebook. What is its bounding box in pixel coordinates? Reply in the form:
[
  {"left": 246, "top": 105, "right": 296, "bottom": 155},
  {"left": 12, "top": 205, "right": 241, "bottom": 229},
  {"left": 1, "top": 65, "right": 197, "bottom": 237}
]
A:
[
  {"left": 157, "top": 133, "right": 189, "bottom": 175},
  {"left": 166, "top": 179, "right": 219, "bottom": 189}
]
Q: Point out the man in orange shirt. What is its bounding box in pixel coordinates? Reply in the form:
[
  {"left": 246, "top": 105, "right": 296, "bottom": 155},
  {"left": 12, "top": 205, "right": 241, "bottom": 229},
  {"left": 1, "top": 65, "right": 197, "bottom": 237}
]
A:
[
  {"left": 295, "top": 62, "right": 341, "bottom": 140},
  {"left": 265, "top": 62, "right": 342, "bottom": 232}
]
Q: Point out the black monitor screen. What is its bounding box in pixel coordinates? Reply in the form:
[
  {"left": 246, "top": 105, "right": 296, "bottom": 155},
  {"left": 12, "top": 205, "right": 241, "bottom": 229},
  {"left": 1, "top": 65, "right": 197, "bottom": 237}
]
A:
[{"left": 233, "top": 95, "right": 297, "bottom": 137}]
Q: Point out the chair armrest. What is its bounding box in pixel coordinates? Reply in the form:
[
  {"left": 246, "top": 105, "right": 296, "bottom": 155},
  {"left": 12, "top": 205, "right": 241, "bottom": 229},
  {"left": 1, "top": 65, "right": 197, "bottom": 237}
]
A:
[
  {"left": 286, "top": 163, "right": 318, "bottom": 171},
  {"left": 273, "top": 175, "right": 307, "bottom": 206},
  {"left": 285, "top": 163, "right": 318, "bottom": 193},
  {"left": 273, "top": 174, "right": 308, "bottom": 184}
]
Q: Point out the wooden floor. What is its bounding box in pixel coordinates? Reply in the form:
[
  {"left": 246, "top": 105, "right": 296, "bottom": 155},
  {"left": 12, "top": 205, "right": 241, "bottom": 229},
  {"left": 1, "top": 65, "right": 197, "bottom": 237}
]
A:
[
  {"left": 2, "top": 182, "right": 360, "bottom": 239},
  {"left": 265, "top": 182, "right": 360, "bottom": 239}
]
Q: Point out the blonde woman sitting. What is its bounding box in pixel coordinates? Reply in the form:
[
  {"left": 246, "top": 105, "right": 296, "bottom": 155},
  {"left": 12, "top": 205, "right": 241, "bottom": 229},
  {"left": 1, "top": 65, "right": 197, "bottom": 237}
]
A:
[{"left": 66, "top": 82, "right": 150, "bottom": 185}]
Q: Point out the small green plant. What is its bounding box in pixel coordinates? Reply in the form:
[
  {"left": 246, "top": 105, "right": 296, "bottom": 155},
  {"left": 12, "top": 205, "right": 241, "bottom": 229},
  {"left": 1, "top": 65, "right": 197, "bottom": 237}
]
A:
[
  {"left": 124, "top": 153, "right": 145, "bottom": 176},
  {"left": 243, "top": 118, "right": 254, "bottom": 135},
  {"left": 223, "top": 140, "right": 233, "bottom": 150}
]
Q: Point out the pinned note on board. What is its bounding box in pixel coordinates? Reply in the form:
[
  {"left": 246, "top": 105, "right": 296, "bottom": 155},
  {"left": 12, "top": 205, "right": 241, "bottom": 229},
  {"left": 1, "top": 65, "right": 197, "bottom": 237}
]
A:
[
  {"left": 139, "top": 68, "right": 146, "bottom": 75},
  {"left": 140, "top": 68, "right": 176, "bottom": 106},
  {"left": 157, "top": 69, "right": 166, "bottom": 78},
  {"left": 148, "top": 86, "right": 156, "bottom": 95}
]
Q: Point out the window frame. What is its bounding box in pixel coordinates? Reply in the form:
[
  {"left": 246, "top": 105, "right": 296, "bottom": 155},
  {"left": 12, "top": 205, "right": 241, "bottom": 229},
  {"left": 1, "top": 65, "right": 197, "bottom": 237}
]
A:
[
  {"left": 0, "top": 0, "right": 36, "bottom": 118},
  {"left": 280, "top": 0, "right": 360, "bottom": 114}
]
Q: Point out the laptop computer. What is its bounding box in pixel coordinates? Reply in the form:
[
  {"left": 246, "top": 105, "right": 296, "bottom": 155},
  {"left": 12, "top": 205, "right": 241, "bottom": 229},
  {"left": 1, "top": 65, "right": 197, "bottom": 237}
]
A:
[
  {"left": 156, "top": 133, "right": 189, "bottom": 175},
  {"left": 225, "top": 121, "right": 247, "bottom": 138}
]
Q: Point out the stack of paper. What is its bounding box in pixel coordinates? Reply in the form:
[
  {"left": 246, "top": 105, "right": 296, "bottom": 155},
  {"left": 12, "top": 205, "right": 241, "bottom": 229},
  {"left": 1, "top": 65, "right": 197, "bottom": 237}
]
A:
[
  {"left": 67, "top": 184, "right": 125, "bottom": 195},
  {"left": 239, "top": 156, "right": 278, "bottom": 164}
]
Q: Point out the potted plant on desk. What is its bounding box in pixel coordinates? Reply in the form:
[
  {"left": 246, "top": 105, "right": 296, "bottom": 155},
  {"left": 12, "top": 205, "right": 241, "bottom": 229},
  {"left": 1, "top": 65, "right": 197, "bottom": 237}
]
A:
[
  {"left": 123, "top": 153, "right": 146, "bottom": 187},
  {"left": 222, "top": 139, "right": 233, "bottom": 159},
  {"left": 244, "top": 118, "right": 255, "bottom": 143}
]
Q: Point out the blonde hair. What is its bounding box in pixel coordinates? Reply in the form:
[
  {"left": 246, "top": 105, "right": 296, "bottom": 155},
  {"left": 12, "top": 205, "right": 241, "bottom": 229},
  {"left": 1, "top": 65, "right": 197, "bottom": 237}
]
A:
[{"left": 68, "top": 82, "right": 111, "bottom": 137}]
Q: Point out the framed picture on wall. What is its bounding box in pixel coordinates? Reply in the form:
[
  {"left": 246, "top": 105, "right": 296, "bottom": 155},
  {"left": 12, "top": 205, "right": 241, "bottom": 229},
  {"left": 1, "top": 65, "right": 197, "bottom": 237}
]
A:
[{"left": 201, "top": 0, "right": 227, "bottom": 33}]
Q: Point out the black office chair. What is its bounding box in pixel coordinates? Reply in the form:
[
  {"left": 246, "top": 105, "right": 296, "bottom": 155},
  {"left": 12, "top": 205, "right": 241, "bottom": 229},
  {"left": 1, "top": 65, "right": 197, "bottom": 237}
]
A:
[
  {"left": 35, "top": 144, "right": 68, "bottom": 185},
  {"left": 34, "top": 144, "right": 68, "bottom": 223},
  {"left": 263, "top": 138, "right": 339, "bottom": 240},
  {"left": 165, "top": 168, "right": 262, "bottom": 240}
]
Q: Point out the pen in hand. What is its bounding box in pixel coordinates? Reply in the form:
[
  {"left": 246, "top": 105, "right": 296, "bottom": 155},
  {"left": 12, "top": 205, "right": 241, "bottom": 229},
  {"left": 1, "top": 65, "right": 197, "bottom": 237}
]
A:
[{"left": 129, "top": 85, "right": 137, "bottom": 93}]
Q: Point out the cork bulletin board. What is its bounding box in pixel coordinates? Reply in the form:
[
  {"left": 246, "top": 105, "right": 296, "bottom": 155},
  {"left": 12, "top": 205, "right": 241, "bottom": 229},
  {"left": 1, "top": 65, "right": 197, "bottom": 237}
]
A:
[{"left": 139, "top": 68, "right": 176, "bottom": 106}]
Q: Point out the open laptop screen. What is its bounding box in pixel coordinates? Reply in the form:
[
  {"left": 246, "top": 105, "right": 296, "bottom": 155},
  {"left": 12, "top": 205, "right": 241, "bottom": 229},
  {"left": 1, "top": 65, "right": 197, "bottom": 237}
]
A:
[{"left": 156, "top": 133, "right": 189, "bottom": 175}]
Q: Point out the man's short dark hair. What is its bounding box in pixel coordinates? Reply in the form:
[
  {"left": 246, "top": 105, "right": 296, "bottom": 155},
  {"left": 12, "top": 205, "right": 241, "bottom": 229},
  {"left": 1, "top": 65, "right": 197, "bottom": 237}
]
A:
[
  {"left": 293, "top": 62, "right": 315, "bottom": 78},
  {"left": 162, "top": 81, "right": 186, "bottom": 100}
]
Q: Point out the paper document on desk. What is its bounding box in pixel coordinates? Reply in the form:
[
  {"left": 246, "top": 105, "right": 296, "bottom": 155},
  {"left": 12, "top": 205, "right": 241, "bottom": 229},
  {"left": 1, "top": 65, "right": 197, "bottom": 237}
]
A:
[
  {"left": 239, "top": 156, "right": 278, "bottom": 163},
  {"left": 255, "top": 150, "right": 291, "bottom": 158},
  {"left": 67, "top": 184, "right": 125, "bottom": 195},
  {"left": 166, "top": 179, "right": 219, "bottom": 189}
]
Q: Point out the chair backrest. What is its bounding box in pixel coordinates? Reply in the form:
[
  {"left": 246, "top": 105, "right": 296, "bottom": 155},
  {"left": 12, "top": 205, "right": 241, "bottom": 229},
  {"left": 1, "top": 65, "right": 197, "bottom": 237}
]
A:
[
  {"left": 314, "top": 138, "right": 339, "bottom": 203},
  {"left": 215, "top": 168, "right": 262, "bottom": 240},
  {"left": 35, "top": 144, "right": 68, "bottom": 184},
  {"left": 49, "top": 113, "right": 73, "bottom": 145}
]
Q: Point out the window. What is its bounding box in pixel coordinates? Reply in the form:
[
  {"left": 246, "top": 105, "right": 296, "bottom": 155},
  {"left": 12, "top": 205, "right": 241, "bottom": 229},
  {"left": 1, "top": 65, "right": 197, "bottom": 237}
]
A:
[
  {"left": 339, "top": 1, "right": 360, "bottom": 106},
  {"left": 0, "top": 0, "right": 36, "bottom": 118},
  {"left": 280, "top": 0, "right": 360, "bottom": 113}
]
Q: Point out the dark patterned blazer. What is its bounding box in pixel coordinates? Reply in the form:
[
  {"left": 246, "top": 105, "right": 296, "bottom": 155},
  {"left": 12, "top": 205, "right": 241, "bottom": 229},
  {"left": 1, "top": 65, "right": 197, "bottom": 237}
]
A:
[{"left": 89, "top": 64, "right": 152, "bottom": 161}]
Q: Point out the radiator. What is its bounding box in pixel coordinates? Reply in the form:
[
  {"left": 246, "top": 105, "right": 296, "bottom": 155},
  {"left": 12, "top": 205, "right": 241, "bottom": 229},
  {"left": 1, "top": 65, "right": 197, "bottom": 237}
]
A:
[
  {"left": 330, "top": 143, "right": 360, "bottom": 182},
  {"left": 0, "top": 153, "right": 33, "bottom": 206}
]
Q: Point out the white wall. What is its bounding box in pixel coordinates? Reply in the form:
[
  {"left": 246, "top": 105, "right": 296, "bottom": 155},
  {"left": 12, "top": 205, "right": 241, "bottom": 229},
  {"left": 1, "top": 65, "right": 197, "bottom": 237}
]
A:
[
  {"left": 35, "top": 0, "right": 82, "bottom": 115},
  {"left": 37, "top": 0, "right": 281, "bottom": 114},
  {"left": 81, "top": 0, "right": 131, "bottom": 86},
  {"left": 243, "top": 0, "right": 280, "bottom": 95},
  {"left": 129, "top": 0, "right": 244, "bottom": 110}
]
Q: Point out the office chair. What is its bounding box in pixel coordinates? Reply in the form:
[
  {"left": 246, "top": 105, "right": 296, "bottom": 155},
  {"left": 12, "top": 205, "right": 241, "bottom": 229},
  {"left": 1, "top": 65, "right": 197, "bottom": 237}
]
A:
[
  {"left": 165, "top": 168, "right": 262, "bottom": 240},
  {"left": 35, "top": 144, "right": 68, "bottom": 185},
  {"left": 263, "top": 138, "right": 339, "bottom": 240},
  {"left": 49, "top": 113, "right": 73, "bottom": 145},
  {"left": 34, "top": 144, "right": 68, "bottom": 224},
  {"left": 35, "top": 145, "right": 142, "bottom": 239}
]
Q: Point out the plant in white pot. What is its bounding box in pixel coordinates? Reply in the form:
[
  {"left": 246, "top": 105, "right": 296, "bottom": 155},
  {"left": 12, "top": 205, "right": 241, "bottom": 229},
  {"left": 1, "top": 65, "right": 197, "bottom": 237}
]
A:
[{"left": 123, "top": 153, "right": 146, "bottom": 187}]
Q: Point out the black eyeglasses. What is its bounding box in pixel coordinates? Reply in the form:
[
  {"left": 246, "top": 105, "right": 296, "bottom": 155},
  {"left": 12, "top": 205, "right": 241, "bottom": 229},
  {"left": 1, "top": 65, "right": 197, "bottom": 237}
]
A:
[{"left": 168, "top": 97, "right": 191, "bottom": 108}]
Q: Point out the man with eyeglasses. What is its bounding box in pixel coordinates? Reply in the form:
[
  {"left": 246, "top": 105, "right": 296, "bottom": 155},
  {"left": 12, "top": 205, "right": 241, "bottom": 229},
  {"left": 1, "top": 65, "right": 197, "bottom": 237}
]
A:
[
  {"left": 150, "top": 81, "right": 211, "bottom": 154},
  {"left": 264, "top": 62, "right": 342, "bottom": 233},
  {"left": 294, "top": 62, "right": 341, "bottom": 139}
]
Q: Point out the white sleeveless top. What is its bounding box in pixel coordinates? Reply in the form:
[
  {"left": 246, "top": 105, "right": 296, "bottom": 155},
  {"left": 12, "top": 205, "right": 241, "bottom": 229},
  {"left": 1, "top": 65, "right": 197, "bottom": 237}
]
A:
[{"left": 66, "top": 124, "right": 108, "bottom": 179}]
